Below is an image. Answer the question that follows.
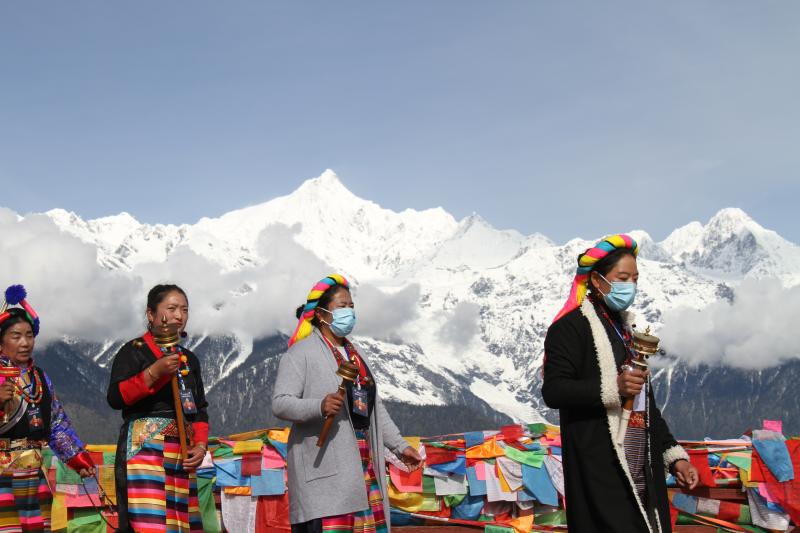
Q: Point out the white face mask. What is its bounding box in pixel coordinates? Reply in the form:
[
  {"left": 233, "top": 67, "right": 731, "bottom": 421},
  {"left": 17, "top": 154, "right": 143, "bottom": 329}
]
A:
[
  {"left": 319, "top": 307, "right": 357, "bottom": 337},
  {"left": 597, "top": 273, "right": 637, "bottom": 311}
]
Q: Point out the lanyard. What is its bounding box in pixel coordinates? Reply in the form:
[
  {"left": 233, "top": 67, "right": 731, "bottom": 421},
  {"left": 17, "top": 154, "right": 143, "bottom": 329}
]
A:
[
  {"left": 318, "top": 332, "right": 368, "bottom": 386},
  {"left": 596, "top": 303, "right": 637, "bottom": 360}
]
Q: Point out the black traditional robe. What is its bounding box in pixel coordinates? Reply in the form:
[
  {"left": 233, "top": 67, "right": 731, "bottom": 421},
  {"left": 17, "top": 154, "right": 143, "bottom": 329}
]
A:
[
  {"left": 106, "top": 335, "right": 209, "bottom": 533},
  {"left": 542, "top": 297, "right": 688, "bottom": 533}
]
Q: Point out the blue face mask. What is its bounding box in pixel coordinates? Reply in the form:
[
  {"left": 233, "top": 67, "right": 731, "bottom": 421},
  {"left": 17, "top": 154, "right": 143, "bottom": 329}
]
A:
[
  {"left": 598, "top": 273, "right": 637, "bottom": 311},
  {"left": 319, "top": 307, "right": 356, "bottom": 337}
]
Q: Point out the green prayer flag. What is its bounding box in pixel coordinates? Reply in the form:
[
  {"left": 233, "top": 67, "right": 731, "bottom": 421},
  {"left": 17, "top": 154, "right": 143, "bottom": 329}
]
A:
[
  {"left": 41, "top": 448, "right": 55, "bottom": 468},
  {"left": 534, "top": 510, "right": 567, "bottom": 526},
  {"left": 724, "top": 453, "right": 752, "bottom": 471},
  {"left": 213, "top": 445, "right": 234, "bottom": 459},
  {"left": 444, "top": 494, "right": 466, "bottom": 508},
  {"left": 738, "top": 503, "right": 751, "bottom": 524},
  {"left": 528, "top": 423, "right": 547, "bottom": 437},
  {"left": 484, "top": 525, "right": 514, "bottom": 533},
  {"left": 197, "top": 475, "right": 222, "bottom": 533},
  {"left": 67, "top": 510, "right": 105, "bottom": 533},
  {"left": 55, "top": 458, "right": 83, "bottom": 485},
  {"left": 102, "top": 452, "right": 116, "bottom": 465},
  {"left": 503, "top": 445, "right": 546, "bottom": 468},
  {"left": 422, "top": 474, "right": 436, "bottom": 495}
]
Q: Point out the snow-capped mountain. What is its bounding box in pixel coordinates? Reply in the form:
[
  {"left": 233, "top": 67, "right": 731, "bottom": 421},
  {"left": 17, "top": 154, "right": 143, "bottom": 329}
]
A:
[
  {"left": 662, "top": 207, "right": 800, "bottom": 285},
  {"left": 6, "top": 170, "right": 799, "bottom": 438}
]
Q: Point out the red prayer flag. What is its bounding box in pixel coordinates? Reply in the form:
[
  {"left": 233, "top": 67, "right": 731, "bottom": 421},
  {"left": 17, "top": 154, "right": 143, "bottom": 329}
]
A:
[
  {"left": 500, "top": 424, "right": 524, "bottom": 442},
  {"left": 688, "top": 450, "right": 716, "bottom": 487},
  {"left": 241, "top": 453, "right": 263, "bottom": 476},
  {"left": 717, "top": 501, "right": 740, "bottom": 523},
  {"left": 780, "top": 440, "right": 800, "bottom": 525},
  {"left": 669, "top": 503, "right": 679, "bottom": 530},
  {"left": 89, "top": 452, "right": 105, "bottom": 467},
  {"left": 749, "top": 449, "right": 767, "bottom": 483},
  {"left": 424, "top": 445, "right": 458, "bottom": 465},
  {"left": 255, "top": 493, "right": 291, "bottom": 533}
]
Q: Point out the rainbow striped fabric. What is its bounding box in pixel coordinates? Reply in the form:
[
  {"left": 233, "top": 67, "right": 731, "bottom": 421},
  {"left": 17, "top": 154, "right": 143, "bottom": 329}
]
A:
[
  {"left": 319, "top": 429, "right": 387, "bottom": 533},
  {"left": 552, "top": 234, "right": 638, "bottom": 322},
  {"left": 126, "top": 427, "right": 203, "bottom": 533},
  {"left": 288, "top": 274, "right": 349, "bottom": 348},
  {"left": 0, "top": 466, "right": 51, "bottom": 533}
]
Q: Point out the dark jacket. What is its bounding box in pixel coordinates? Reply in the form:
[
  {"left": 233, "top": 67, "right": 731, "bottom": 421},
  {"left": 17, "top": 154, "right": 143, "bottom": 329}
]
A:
[{"left": 542, "top": 297, "right": 688, "bottom": 533}]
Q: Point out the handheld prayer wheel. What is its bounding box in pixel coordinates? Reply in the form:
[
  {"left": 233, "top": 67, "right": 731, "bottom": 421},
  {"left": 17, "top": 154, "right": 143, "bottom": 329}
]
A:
[
  {"left": 317, "top": 361, "right": 360, "bottom": 448},
  {"left": 616, "top": 326, "right": 660, "bottom": 447},
  {"left": 152, "top": 316, "right": 190, "bottom": 464}
]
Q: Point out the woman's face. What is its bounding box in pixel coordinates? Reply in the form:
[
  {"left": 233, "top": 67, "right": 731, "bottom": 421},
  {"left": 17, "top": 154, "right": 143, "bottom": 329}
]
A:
[
  {"left": 0, "top": 321, "right": 35, "bottom": 365},
  {"left": 315, "top": 288, "right": 354, "bottom": 324},
  {"left": 591, "top": 254, "right": 639, "bottom": 294},
  {"left": 146, "top": 291, "right": 190, "bottom": 332}
]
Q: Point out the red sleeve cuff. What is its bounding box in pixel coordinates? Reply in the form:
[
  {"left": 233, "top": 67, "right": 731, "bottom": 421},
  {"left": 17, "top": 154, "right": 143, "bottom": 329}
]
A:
[
  {"left": 67, "top": 451, "right": 94, "bottom": 472},
  {"left": 118, "top": 370, "right": 171, "bottom": 406},
  {"left": 192, "top": 422, "right": 209, "bottom": 446}
]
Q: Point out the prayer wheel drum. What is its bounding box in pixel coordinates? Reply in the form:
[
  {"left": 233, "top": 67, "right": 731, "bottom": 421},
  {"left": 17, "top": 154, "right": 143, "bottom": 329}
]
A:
[{"left": 631, "top": 327, "right": 660, "bottom": 369}]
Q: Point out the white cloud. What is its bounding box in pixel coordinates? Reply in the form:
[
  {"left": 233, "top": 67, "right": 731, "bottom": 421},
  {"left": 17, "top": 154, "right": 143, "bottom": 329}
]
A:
[
  {"left": 0, "top": 209, "right": 143, "bottom": 344},
  {"left": 660, "top": 278, "right": 800, "bottom": 369},
  {"left": 439, "top": 301, "right": 481, "bottom": 349},
  {"left": 353, "top": 283, "right": 421, "bottom": 343}
]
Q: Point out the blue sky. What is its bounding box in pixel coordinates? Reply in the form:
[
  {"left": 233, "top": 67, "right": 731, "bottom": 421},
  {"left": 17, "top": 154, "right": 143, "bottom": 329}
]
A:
[{"left": 1, "top": 2, "right": 798, "bottom": 243}]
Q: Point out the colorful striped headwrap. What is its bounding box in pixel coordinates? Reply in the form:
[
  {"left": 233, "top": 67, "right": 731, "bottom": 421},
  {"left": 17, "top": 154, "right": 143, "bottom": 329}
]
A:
[
  {"left": 288, "top": 274, "right": 349, "bottom": 348},
  {"left": 552, "top": 234, "right": 639, "bottom": 323}
]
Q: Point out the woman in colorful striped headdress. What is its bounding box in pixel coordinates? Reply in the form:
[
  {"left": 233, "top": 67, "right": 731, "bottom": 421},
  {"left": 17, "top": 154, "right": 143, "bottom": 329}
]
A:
[
  {"left": 0, "top": 284, "right": 94, "bottom": 532},
  {"left": 273, "top": 274, "right": 422, "bottom": 533},
  {"left": 542, "top": 235, "right": 698, "bottom": 533}
]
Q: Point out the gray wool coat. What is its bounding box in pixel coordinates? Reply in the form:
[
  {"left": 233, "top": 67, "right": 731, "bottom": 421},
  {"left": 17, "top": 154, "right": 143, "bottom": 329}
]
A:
[{"left": 271, "top": 330, "right": 409, "bottom": 526}]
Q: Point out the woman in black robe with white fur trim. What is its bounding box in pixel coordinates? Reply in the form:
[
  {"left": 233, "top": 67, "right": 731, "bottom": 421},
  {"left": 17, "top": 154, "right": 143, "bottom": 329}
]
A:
[{"left": 542, "top": 234, "right": 698, "bottom": 533}]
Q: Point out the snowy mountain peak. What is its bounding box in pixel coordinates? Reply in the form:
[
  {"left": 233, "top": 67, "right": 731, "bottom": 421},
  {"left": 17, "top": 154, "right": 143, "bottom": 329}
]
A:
[
  {"left": 658, "top": 208, "right": 800, "bottom": 284},
  {"left": 293, "top": 169, "right": 357, "bottom": 202},
  {"left": 626, "top": 230, "right": 671, "bottom": 262},
  {"left": 662, "top": 221, "right": 704, "bottom": 258},
  {"left": 703, "top": 208, "right": 763, "bottom": 242}
]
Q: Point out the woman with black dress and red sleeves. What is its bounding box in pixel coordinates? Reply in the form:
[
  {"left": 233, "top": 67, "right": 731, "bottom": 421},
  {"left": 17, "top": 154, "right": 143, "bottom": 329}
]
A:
[{"left": 107, "top": 284, "right": 209, "bottom": 533}]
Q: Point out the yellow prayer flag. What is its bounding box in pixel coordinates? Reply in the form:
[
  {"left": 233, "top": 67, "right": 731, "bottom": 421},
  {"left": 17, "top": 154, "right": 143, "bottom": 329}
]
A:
[
  {"left": 268, "top": 428, "right": 291, "bottom": 444},
  {"left": 405, "top": 437, "right": 421, "bottom": 450},
  {"left": 50, "top": 492, "right": 68, "bottom": 530},
  {"left": 232, "top": 440, "right": 264, "bottom": 455},
  {"left": 388, "top": 481, "right": 426, "bottom": 512},
  {"left": 98, "top": 465, "right": 117, "bottom": 501}
]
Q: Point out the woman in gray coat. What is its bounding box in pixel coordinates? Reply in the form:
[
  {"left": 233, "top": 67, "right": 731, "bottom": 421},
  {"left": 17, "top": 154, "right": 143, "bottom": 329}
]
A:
[{"left": 272, "top": 274, "right": 422, "bottom": 533}]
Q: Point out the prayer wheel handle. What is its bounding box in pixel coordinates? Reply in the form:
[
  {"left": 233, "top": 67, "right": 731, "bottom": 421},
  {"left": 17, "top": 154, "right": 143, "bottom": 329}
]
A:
[{"left": 317, "top": 361, "right": 360, "bottom": 448}]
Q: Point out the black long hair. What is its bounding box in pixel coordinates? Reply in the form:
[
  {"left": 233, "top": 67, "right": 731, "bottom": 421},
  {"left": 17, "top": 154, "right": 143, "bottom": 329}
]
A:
[{"left": 146, "top": 284, "right": 188, "bottom": 313}]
